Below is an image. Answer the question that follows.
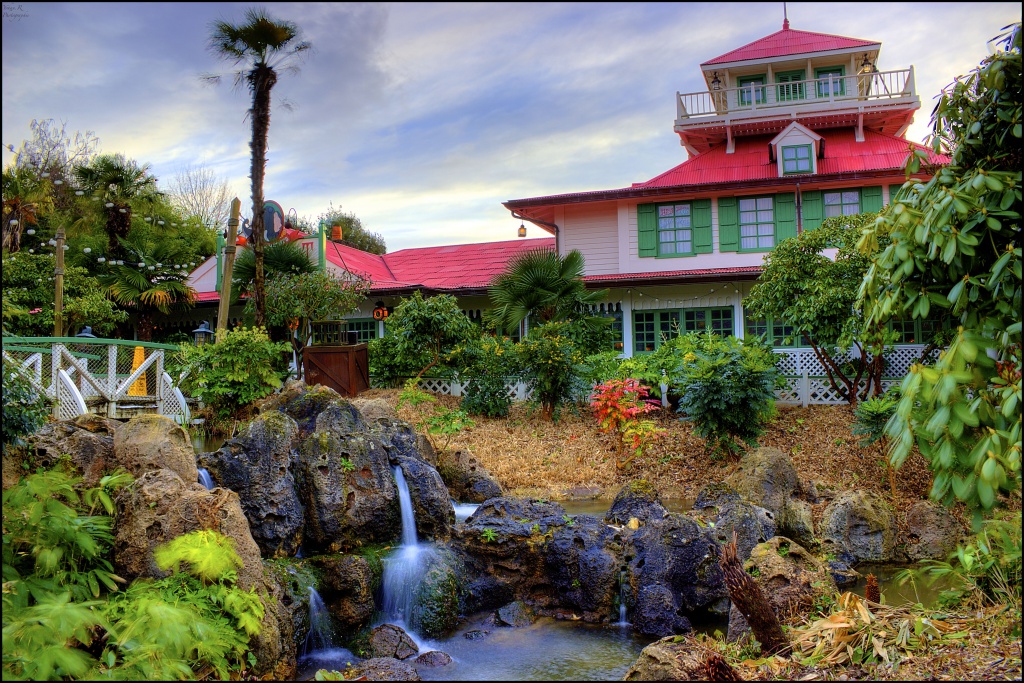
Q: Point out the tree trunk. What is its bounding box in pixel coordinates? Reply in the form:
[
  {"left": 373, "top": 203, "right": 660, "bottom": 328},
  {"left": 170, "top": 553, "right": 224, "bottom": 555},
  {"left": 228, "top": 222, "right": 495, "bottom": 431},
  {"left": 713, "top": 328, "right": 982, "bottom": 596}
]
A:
[
  {"left": 106, "top": 204, "right": 132, "bottom": 258},
  {"left": 248, "top": 63, "right": 277, "bottom": 329},
  {"left": 719, "top": 532, "right": 791, "bottom": 657}
]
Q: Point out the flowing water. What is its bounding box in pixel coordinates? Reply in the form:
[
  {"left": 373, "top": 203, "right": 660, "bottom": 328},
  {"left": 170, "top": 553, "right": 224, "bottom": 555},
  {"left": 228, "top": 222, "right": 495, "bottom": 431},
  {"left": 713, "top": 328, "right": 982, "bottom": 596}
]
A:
[
  {"left": 614, "top": 570, "right": 630, "bottom": 627},
  {"left": 197, "top": 468, "right": 215, "bottom": 490},
  {"left": 379, "top": 466, "right": 435, "bottom": 637}
]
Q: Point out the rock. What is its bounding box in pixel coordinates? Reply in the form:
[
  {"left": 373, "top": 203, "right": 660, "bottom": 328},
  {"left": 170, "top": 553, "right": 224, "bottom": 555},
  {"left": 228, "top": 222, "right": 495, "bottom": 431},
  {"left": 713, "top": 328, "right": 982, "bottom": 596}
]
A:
[
  {"left": 413, "top": 650, "right": 452, "bottom": 667},
  {"left": 351, "top": 657, "right": 421, "bottom": 681},
  {"left": 905, "top": 500, "right": 963, "bottom": 561},
  {"left": 27, "top": 414, "right": 121, "bottom": 485},
  {"left": 463, "top": 629, "right": 489, "bottom": 641},
  {"left": 692, "top": 482, "right": 742, "bottom": 511},
  {"left": 198, "top": 411, "right": 304, "bottom": 557},
  {"left": 606, "top": 480, "right": 667, "bottom": 525},
  {"left": 394, "top": 455, "right": 454, "bottom": 541},
  {"left": 370, "top": 417, "right": 437, "bottom": 468},
  {"left": 696, "top": 500, "right": 776, "bottom": 563},
  {"left": 622, "top": 635, "right": 707, "bottom": 681},
  {"left": 626, "top": 513, "right": 727, "bottom": 637},
  {"left": 261, "top": 382, "right": 344, "bottom": 436},
  {"left": 495, "top": 600, "right": 535, "bottom": 627},
  {"left": 543, "top": 514, "right": 620, "bottom": 621},
  {"left": 820, "top": 490, "right": 897, "bottom": 562},
  {"left": 436, "top": 449, "right": 503, "bottom": 503},
  {"left": 452, "top": 497, "right": 569, "bottom": 612},
  {"left": 113, "top": 468, "right": 263, "bottom": 590},
  {"left": 308, "top": 554, "right": 378, "bottom": 635},
  {"left": 828, "top": 560, "right": 862, "bottom": 589},
  {"left": 367, "top": 624, "right": 419, "bottom": 660},
  {"left": 293, "top": 399, "right": 399, "bottom": 551},
  {"left": 113, "top": 414, "right": 197, "bottom": 484},
  {"left": 262, "top": 558, "right": 322, "bottom": 654},
  {"left": 632, "top": 583, "right": 692, "bottom": 637},
  {"left": 726, "top": 447, "right": 817, "bottom": 547},
  {"left": 248, "top": 573, "right": 296, "bottom": 679},
  {"left": 726, "top": 537, "right": 836, "bottom": 641},
  {"left": 408, "top": 548, "right": 464, "bottom": 638},
  {"left": 351, "top": 397, "right": 399, "bottom": 422}
]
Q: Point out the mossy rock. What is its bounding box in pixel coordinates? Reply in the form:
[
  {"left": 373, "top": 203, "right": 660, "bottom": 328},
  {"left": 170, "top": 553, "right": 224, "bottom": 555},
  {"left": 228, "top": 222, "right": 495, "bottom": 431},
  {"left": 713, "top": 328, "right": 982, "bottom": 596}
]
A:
[{"left": 410, "top": 549, "right": 465, "bottom": 638}]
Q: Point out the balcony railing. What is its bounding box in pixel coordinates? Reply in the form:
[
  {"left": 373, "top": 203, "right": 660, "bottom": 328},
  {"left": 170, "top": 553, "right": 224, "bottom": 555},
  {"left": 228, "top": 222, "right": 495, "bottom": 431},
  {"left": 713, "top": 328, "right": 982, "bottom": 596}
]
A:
[{"left": 676, "top": 68, "right": 915, "bottom": 120}]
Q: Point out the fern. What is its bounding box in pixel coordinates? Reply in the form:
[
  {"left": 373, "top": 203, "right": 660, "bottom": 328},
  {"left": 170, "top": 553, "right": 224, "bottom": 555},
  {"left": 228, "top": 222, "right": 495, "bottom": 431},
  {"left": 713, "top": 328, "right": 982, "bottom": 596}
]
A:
[{"left": 154, "top": 529, "right": 242, "bottom": 585}]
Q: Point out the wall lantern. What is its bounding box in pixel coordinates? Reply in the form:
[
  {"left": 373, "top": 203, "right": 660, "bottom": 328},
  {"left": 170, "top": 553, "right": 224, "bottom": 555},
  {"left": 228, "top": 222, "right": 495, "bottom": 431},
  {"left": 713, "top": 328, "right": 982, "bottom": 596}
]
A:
[
  {"left": 372, "top": 301, "right": 390, "bottom": 321},
  {"left": 518, "top": 222, "right": 527, "bottom": 238},
  {"left": 192, "top": 320, "right": 214, "bottom": 346},
  {"left": 710, "top": 72, "right": 722, "bottom": 91},
  {"left": 858, "top": 53, "right": 876, "bottom": 74}
]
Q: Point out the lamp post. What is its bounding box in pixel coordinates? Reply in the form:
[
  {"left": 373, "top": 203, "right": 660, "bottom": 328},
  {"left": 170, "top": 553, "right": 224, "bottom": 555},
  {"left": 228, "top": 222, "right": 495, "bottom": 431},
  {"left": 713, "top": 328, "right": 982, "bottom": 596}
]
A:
[
  {"left": 54, "top": 225, "right": 66, "bottom": 337},
  {"left": 193, "top": 321, "right": 214, "bottom": 346}
]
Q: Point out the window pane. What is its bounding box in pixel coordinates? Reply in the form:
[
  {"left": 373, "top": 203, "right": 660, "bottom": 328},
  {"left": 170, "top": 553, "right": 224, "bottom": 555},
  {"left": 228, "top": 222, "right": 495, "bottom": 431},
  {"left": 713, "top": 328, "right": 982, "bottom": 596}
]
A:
[
  {"left": 824, "top": 192, "right": 841, "bottom": 204},
  {"left": 842, "top": 191, "right": 859, "bottom": 203},
  {"left": 741, "top": 236, "right": 757, "bottom": 249},
  {"left": 783, "top": 160, "right": 797, "bottom": 173},
  {"left": 675, "top": 205, "right": 690, "bottom": 216},
  {"left": 740, "top": 211, "right": 757, "bottom": 224},
  {"left": 658, "top": 206, "right": 674, "bottom": 217},
  {"left": 659, "top": 217, "right": 673, "bottom": 230},
  {"left": 757, "top": 197, "right": 773, "bottom": 210},
  {"left": 676, "top": 229, "right": 691, "bottom": 241},
  {"left": 739, "top": 198, "right": 757, "bottom": 211},
  {"left": 825, "top": 204, "right": 842, "bottom": 218},
  {"left": 675, "top": 216, "right": 691, "bottom": 228},
  {"left": 661, "top": 242, "right": 675, "bottom": 254}
]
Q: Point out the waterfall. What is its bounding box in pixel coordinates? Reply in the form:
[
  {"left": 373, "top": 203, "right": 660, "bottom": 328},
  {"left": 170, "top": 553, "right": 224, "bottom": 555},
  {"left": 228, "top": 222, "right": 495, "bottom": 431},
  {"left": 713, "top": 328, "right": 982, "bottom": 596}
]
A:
[
  {"left": 379, "top": 466, "right": 434, "bottom": 630},
  {"left": 197, "top": 468, "right": 215, "bottom": 490},
  {"left": 452, "top": 499, "right": 479, "bottom": 523},
  {"left": 303, "top": 587, "right": 334, "bottom": 654},
  {"left": 615, "top": 570, "right": 630, "bottom": 626}
]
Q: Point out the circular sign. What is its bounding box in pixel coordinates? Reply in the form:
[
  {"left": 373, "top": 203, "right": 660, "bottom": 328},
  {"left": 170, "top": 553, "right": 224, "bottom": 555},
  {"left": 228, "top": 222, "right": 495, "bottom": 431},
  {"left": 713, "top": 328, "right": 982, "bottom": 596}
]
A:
[
  {"left": 373, "top": 307, "right": 389, "bottom": 321},
  {"left": 239, "top": 201, "right": 285, "bottom": 242}
]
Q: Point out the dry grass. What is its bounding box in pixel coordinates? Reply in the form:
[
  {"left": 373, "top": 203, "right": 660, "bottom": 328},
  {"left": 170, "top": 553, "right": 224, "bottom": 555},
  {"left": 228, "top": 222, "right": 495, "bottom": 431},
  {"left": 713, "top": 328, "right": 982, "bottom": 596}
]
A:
[{"left": 361, "top": 388, "right": 935, "bottom": 519}]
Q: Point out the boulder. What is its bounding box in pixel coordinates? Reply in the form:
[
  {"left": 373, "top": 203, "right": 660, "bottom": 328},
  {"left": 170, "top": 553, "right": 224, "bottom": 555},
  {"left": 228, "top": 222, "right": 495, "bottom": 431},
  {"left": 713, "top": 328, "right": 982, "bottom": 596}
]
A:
[
  {"left": 409, "top": 548, "right": 464, "bottom": 638},
  {"left": 626, "top": 513, "right": 728, "bottom": 637},
  {"left": 261, "top": 382, "right": 344, "bottom": 436},
  {"left": 436, "top": 449, "right": 503, "bottom": 503},
  {"left": 827, "top": 559, "right": 862, "bottom": 589},
  {"left": 248, "top": 573, "right": 297, "bottom": 680},
  {"left": 350, "top": 657, "right": 421, "bottom": 681},
  {"left": 727, "top": 537, "right": 837, "bottom": 641},
  {"left": 605, "top": 480, "right": 667, "bottom": 526},
  {"left": 367, "top": 623, "right": 418, "bottom": 660},
  {"left": 622, "top": 635, "right": 707, "bottom": 681},
  {"left": 351, "top": 397, "right": 399, "bottom": 422},
  {"left": 413, "top": 650, "right": 452, "bottom": 667},
  {"left": 198, "top": 411, "right": 304, "bottom": 557},
  {"left": 113, "top": 414, "right": 197, "bottom": 484},
  {"left": 263, "top": 558, "right": 322, "bottom": 653},
  {"left": 495, "top": 600, "right": 535, "bottom": 628},
  {"left": 725, "top": 447, "right": 817, "bottom": 547},
  {"left": 293, "top": 399, "right": 398, "bottom": 551},
  {"left": 27, "top": 414, "right": 121, "bottom": 485},
  {"left": 452, "top": 497, "right": 569, "bottom": 612},
  {"left": 693, "top": 499, "right": 776, "bottom": 563},
  {"left": 543, "top": 514, "right": 620, "bottom": 621},
  {"left": 371, "top": 417, "right": 436, "bottom": 468},
  {"left": 820, "top": 490, "right": 897, "bottom": 562},
  {"left": 113, "top": 468, "right": 264, "bottom": 590},
  {"left": 692, "top": 482, "right": 742, "bottom": 511},
  {"left": 905, "top": 500, "right": 963, "bottom": 561},
  {"left": 308, "top": 554, "right": 378, "bottom": 635},
  {"left": 394, "top": 455, "right": 454, "bottom": 541}
]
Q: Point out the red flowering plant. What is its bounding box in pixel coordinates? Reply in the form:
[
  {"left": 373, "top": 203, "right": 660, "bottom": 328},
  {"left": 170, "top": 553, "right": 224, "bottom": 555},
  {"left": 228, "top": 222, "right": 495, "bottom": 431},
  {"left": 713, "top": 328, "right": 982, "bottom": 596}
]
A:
[{"left": 590, "top": 378, "right": 665, "bottom": 470}]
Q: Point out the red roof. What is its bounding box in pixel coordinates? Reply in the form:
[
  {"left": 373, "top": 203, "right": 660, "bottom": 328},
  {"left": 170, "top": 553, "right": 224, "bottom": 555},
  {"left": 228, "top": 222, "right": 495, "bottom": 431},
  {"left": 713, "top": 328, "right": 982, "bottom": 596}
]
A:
[
  {"left": 703, "top": 25, "right": 878, "bottom": 66},
  {"left": 325, "top": 238, "right": 556, "bottom": 293},
  {"left": 585, "top": 266, "right": 762, "bottom": 285},
  {"left": 633, "top": 128, "right": 947, "bottom": 189}
]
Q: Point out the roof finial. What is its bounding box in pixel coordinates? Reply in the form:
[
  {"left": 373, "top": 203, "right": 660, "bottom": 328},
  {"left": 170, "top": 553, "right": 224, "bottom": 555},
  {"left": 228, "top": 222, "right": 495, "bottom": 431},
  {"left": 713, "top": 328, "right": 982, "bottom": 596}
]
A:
[{"left": 783, "top": 2, "right": 790, "bottom": 29}]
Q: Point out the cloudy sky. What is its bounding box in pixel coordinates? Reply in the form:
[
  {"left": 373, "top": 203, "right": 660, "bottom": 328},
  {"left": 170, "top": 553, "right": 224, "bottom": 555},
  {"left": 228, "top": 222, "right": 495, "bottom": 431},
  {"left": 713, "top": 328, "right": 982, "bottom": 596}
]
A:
[{"left": 3, "top": 2, "right": 1020, "bottom": 251}]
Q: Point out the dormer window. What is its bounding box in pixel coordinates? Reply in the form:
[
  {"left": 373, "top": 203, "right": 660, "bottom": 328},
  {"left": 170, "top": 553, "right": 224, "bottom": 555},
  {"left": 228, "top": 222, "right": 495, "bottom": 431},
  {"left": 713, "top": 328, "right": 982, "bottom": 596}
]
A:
[
  {"left": 770, "top": 122, "right": 822, "bottom": 176},
  {"left": 781, "top": 145, "right": 813, "bottom": 174}
]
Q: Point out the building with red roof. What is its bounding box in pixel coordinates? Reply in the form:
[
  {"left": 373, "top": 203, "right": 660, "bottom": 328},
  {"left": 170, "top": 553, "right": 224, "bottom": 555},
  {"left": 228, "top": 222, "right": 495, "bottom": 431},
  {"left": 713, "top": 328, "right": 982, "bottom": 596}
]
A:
[{"left": 503, "top": 17, "right": 946, "bottom": 356}]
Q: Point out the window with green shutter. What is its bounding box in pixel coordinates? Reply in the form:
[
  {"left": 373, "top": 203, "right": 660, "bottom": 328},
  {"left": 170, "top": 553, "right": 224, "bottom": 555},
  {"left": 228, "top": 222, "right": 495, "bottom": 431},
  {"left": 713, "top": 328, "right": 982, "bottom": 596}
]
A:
[
  {"left": 775, "top": 70, "right": 806, "bottom": 101},
  {"left": 738, "top": 74, "right": 767, "bottom": 106},
  {"left": 633, "top": 310, "right": 680, "bottom": 353},
  {"left": 682, "top": 307, "right": 734, "bottom": 336},
  {"left": 347, "top": 318, "right": 378, "bottom": 343},
  {"left": 815, "top": 66, "right": 845, "bottom": 97},
  {"left": 743, "top": 309, "right": 800, "bottom": 347},
  {"left": 823, "top": 186, "right": 883, "bottom": 216},
  {"left": 801, "top": 189, "right": 824, "bottom": 231},
  {"left": 781, "top": 144, "right": 813, "bottom": 174},
  {"left": 639, "top": 200, "right": 712, "bottom": 258}
]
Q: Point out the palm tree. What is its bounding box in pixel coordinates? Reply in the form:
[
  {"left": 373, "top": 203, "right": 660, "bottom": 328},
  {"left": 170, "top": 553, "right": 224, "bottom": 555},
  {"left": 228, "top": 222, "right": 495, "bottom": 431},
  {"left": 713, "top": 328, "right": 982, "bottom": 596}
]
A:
[
  {"left": 207, "top": 7, "right": 311, "bottom": 327},
  {"left": 230, "top": 238, "right": 315, "bottom": 303},
  {"left": 98, "top": 236, "right": 196, "bottom": 341},
  {"left": 72, "top": 154, "right": 159, "bottom": 258},
  {"left": 2, "top": 166, "right": 53, "bottom": 253},
  {"left": 488, "top": 249, "right": 609, "bottom": 335}
]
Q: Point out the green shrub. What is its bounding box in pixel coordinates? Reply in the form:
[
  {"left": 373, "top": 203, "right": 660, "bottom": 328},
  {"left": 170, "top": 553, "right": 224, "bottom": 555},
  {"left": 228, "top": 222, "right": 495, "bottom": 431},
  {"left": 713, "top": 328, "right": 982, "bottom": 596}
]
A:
[
  {"left": 460, "top": 335, "right": 523, "bottom": 418},
  {"left": 2, "top": 361, "right": 49, "bottom": 446},
  {"left": 674, "top": 332, "right": 781, "bottom": 456},
  {"left": 519, "top": 320, "right": 592, "bottom": 421},
  {"left": 175, "top": 326, "right": 291, "bottom": 419},
  {"left": 852, "top": 389, "right": 900, "bottom": 447}
]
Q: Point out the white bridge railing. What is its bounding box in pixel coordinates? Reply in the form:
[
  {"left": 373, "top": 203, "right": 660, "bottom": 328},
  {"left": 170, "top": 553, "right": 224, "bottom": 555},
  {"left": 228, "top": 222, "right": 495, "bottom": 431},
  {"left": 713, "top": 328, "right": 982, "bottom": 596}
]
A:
[{"left": 2, "top": 336, "right": 191, "bottom": 424}]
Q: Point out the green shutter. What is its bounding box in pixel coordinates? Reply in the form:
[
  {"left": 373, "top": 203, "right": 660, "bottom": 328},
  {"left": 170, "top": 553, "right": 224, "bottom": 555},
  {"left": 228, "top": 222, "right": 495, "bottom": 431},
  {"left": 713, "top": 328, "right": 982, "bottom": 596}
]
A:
[
  {"left": 718, "top": 197, "right": 739, "bottom": 252},
  {"left": 802, "top": 190, "right": 824, "bottom": 231},
  {"left": 861, "top": 186, "right": 883, "bottom": 213},
  {"left": 638, "top": 203, "right": 657, "bottom": 257},
  {"left": 888, "top": 183, "right": 905, "bottom": 204},
  {"left": 692, "top": 199, "right": 712, "bottom": 253},
  {"left": 775, "top": 193, "right": 797, "bottom": 243}
]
